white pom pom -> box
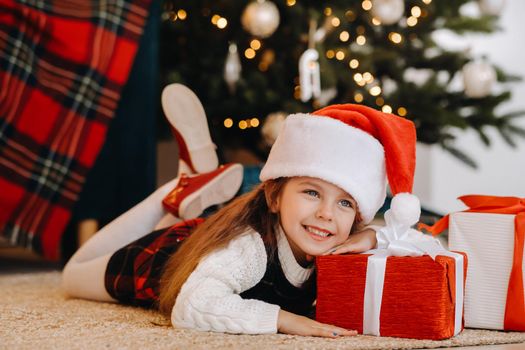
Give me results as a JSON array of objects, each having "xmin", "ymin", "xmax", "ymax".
[{"xmin": 390, "ymin": 193, "xmax": 421, "ymax": 227}]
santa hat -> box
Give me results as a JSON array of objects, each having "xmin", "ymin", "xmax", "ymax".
[{"xmin": 259, "ymin": 103, "xmax": 420, "ymax": 225}]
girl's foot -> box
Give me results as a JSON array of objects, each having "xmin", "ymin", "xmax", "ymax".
[
  {"xmin": 162, "ymin": 84, "xmax": 219, "ymax": 174},
  {"xmin": 162, "ymin": 163, "xmax": 244, "ymax": 219}
]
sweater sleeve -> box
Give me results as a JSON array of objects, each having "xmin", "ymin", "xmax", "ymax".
[{"xmin": 171, "ymin": 229, "xmax": 280, "ymax": 334}]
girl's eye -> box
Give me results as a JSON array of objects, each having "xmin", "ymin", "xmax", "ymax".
[
  {"xmin": 304, "ymin": 190, "xmax": 319, "ymax": 198},
  {"xmin": 339, "ymin": 199, "xmax": 353, "ymax": 208}
]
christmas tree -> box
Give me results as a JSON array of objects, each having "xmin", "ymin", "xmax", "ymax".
[{"xmin": 160, "ymin": 0, "xmax": 525, "ymax": 167}]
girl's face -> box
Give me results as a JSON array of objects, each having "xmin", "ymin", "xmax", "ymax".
[{"xmin": 273, "ymin": 177, "xmax": 357, "ymax": 264}]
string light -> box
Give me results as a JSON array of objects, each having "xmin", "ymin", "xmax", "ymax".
[
  {"xmin": 224, "ymin": 118, "xmax": 233, "ymax": 128},
  {"xmin": 339, "ymin": 31, "xmax": 350, "ymax": 42},
  {"xmin": 326, "ymin": 50, "xmax": 335, "ymax": 59},
  {"xmin": 324, "ymin": 7, "xmax": 332, "ymax": 16},
  {"xmin": 382, "ymin": 105, "xmax": 392, "ymax": 113},
  {"xmin": 389, "ymin": 32, "xmax": 402, "ymax": 44},
  {"xmin": 422, "ymin": 0, "xmax": 432, "ymax": 4},
  {"xmin": 239, "ymin": 120, "xmax": 248, "ymax": 129},
  {"xmin": 353, "ymin": 73, "xmax": 363, "ymax": 83},
  {"xmin": 169, "ymin": 12, "xmax": 178, "ymax": 21},
  {"xmin": 356, "ymin": 35, "xmax": 366, "ymax": 45},
  {"xmin": 369, "ymin": 86, "xmax": 382, "ymax": 96},
  {"xmin": 177, "ymin": 9, "xmax": 187, "ymax": 20},
  {"xmin": 286, "ymin": 0, "xmax": 296, "ymax": 6},
  {"xmin": 356, "ymin": 26, "xmax": 366, "ymax": 35},
  {"xmin": 331, "ymin": 17, "xmax": 341, "ymax": 27},
  {"xmin": 250, "ymin": 118, "xmax": 260, "ymax": 127},
  {"xmin": 362, "ymin": 0, "xmax": 372, "ymax": 11},
  {"xmin": 354, "ymin": 93, "xmax": 364, "ymax": 103},
  {"xmin": 250, "ymin": 39, "xmax": 261, "ymax": 50},
  {"xmin": 372, "ymin": 17, "xmax": 381, "ymax": 26},
  {"xmin": 411, "ymin": 6, "xmax": 422, "ymax": 17},
  {"xmin": 397, "ymin": 107, "xmax": 407, "ymax": 116},
  {"xmin": 211, "ymin": 15, "xmax": 220, "ymax": 25},
  {"xmin": 345, "ymin": 10, "xmax": 356, "ymax": 21},
  {"xmin": 217, "ymin": 17, "xmax": 228, "ymax": 29},
  {"xmin": 362, "ymin": 72, "xmax": 373, "ymax": 83},
  {"xmin": 375, "ymin": 97, "xmax": 385, "ymax": 106},
  {"xmin": 407, "ymin": 17, "xmax": 418, "ymax": 27},
  {"xmin": 245, "ymin": 48, "xmax": 256, "ymax": 59},
  {"xmin": 349, "ymin": 59, "xmax": 359, "ymax": 69},
  {"xmin": 294, "ymin": 85, "xmax": 301, "ymax": 99},
  {"xmin": 336, "ymin": 51, "xmax": 345, "ymax": 60}
]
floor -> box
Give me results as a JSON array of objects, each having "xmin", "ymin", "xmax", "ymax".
[{"xmin": 1, "ymin": 254, "xmax": 523, "ymax": 350}]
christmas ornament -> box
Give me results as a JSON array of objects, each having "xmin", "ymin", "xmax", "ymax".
[
  {"xmin": 380, "ymin": 77, "xmax": 397, "ymax": 97},
  {"xmin": 403, "ymin": 67, "xmax": 433, "ymax": 87},
  {"xmin": 370, "ymin": 0, "xmax": 405, "ymax": 25},
  {"xmin": 224, "ymin": 43, "xmax": 241, "ymax": 94},
  {"xmin": 241, "ymin": 0, "xmax": 280, "ymax": 38},
  {"xmin": 299, "ymin": 48, "xmax": 321, "ymax": 102},
  {"xmin": 261, "ymin": 111, "xmax": 286, "ymax": 146},
  {"xmin": 478, "ymin": 0, "xmax": 506, "ymax": 16},
  {"xmin": 462, "ymin": 60, "xmax": 496, "ymax": 98}
]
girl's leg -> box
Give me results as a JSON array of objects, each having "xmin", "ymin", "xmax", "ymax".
[
  {"xmin": 63, "ymin": 162, "xmax": 243, "ymax": 301},
  {"xmin": 62, "ymin": 175, "xmax": 181, "ymax": 301}
]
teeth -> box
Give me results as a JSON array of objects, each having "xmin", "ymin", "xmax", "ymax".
[{"xmin": 306, "ymin": 226, "xmax": 330, "ymax": 237}]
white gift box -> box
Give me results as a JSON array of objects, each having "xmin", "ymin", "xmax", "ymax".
[{"xmin": 448, "ymin": 212, "xmax": 525, "ymax": 330}]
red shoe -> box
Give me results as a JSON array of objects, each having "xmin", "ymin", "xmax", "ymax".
[
  {"xmin": 162, "ymin": 84, "xmax": 219, "ymax": 173},
  {"xmin": 162, "ymin": 163, "xmax": 243, "ymax": 219}
]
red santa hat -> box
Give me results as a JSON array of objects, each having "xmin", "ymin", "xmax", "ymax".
[{"xmin": 259, "ymin": 103, "xmax": 420, "ymax": 225}]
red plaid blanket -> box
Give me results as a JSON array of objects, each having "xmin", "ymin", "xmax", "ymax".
[{"xmin": 0, "ymin": 0, "xmax": 152, "ymax": 261}]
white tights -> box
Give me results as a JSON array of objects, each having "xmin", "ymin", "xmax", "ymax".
[{"xmin": 62, "ymin": 175, "xmax": 182, "ymax": 302}]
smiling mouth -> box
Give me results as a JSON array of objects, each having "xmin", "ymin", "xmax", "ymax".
[{"xmin": 304, "ymin": 225, "xmax": 333, "ymax": 238}]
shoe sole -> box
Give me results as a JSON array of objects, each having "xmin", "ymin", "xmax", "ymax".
[
  {"xmin": 162, "ymin": 84, "xmax": 219, "ymax": 173},
  {"xmin": 179, "ymin": 164, "xmax": 244, "ymax": 219}
]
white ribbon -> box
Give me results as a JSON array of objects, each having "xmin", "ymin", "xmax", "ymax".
[{"xmin": 362, "ymin": 210, "xmax": 464, "ymax": 337}]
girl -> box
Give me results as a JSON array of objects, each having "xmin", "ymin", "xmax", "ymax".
[{"xmin": 63, "ymin": 86, "xmax": 420, "ymax": 338}]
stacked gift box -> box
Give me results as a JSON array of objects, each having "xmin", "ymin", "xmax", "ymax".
[{"xmin": 446, "ymin": 196, "xmax": 525, "ymax": 331}]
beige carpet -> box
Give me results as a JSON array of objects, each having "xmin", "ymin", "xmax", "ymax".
[{"xmin": 2, "ymin": 271, "xmax": 525, "ymax": 350}]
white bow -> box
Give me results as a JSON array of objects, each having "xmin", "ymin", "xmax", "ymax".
[{"xmin": 362, "ymin": 209, "xmax": 464, "ymax": 337}]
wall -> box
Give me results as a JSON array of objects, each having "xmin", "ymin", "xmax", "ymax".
[{"xmin": 413, "ymin": 0, "xmax": 525, "ymax": 214}]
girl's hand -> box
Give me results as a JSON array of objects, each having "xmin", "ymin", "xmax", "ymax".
[
  {"xmin": 327, "ymin": 228, "xmax": 377, "ymax": 255},
  {"xmin": 277, "ymin": 309, "xmax": 357, "ymax": 338}
]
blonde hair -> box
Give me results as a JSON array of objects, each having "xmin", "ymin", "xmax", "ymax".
[{"xmin": 157, "ymin": 177, "xmax": 363, "ymax": 316}]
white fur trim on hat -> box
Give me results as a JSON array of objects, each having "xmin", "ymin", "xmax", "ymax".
[{"xmin": 260, "ymin": 113, "xmax": 387, "ymax": 224}]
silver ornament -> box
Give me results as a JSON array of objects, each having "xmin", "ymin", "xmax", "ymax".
[
  {"xmin": 462, "ymin": 60, "xmax": 496, "ymax": 98},
  {"xmin": 478, "ymin": 0, "xmax": 506, "ymax": 16},
  {"xmin": 241, "ymin": 0, "xmax": 280, "ymax": 38},
  {"xmin": 370, "ymin": 0, "xmax": 405, "ymax": 25},
  {"xmin": 224, "ymin": 43, "xmax": 242, "ymax": 94}
]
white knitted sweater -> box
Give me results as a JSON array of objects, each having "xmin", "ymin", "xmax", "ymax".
[{"xmin": 171, "ymin": 226, "xmax": 313, "ymax": 334}]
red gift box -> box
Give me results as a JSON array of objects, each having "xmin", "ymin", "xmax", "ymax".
[{"xmin": 316, "ymin": 253, "xmax": 467, "ymax": 340}]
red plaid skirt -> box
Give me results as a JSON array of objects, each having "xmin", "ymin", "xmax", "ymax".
[
  {"xmin": 0, "ymin": 0, "xmax": 152, "ymax": 261},
  {"xmin": 104, "ymin": 218, "xmax": 204, "ymax": 308}
]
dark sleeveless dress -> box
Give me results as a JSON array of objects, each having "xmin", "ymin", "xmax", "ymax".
[{"xmin": 104, "ymin": 219, "xmax": 316, "ymax": 317}]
